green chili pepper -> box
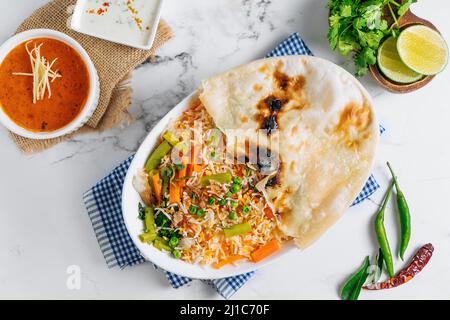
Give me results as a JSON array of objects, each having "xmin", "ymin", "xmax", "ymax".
[
  {"xmin": 340, "ymin": 256, "xmax": 370, "ymax": 300},
  {"xmin": 375, "ymin": 181, "xmax": 395, "ymax": 278},
  {"xmin": 387, "ymin": 162, "xmax": 411, "ymax": 261},
  {"xmin": 200, "ymin": 172, "xmax": 232, "ymax": 187},
  {"xmin": 145, "ymin": 141, "xmax": 172, "ymax": 172},
  {"xmin": 375, "ymin": 248, "xmax": 384, "ymax": 283},
  {"xmin": 223, "ymin": 222, "xmax": 251, "ymax": 238}
]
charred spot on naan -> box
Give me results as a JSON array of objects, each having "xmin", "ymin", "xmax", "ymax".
[
  {"xmin": 273, "ymin": 69, "xmax": 306, "ymax": 93},
  {"xmin": 334, "ymin": 100, "xmax": 373, "ymax": 149},
  {"xmin": 254, "ymin": 66, "xmax": 308, "ymax": 135}
]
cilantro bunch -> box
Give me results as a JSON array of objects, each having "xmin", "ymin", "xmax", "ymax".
[{"xmin": 328, "ymin": 0, "xmax": 418, "ymax": 76}]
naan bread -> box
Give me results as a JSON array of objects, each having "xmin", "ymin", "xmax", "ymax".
[{"xmin": 200, "ymin": 56, "xmax": 379, "ymax": 248}]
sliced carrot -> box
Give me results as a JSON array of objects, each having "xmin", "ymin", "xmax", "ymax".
[
  {"xmin": 214, "ymin": 255, "xmax": 246, "ymax": 270},
  {"xmin": 186, "ymin": 161, "xmax": 204, "ymax": 177},
  {"xmin": 169, "ymin": 182, "xmax": 181, "ymax": 204},
  {"xmin": 251, "ymin": 239, "xmax": 281, "ymax": 263},
  {"xmin": 193, "ymin": 164, "xmax": 204, "ymax": 173},
  {"xmin": 177, "ymin": 160, "xmax": 187, "ymax": 187},
  {"xmin": 151, "ymin": 172, "xmax": 162, "ymax": 206},
  {"xmin": 264, "ymin": 207, "xmax": 276, "ymax": 220},
  {"xmin": 186, "ymin": 143, "xmax": 195, "ymax": 177}
]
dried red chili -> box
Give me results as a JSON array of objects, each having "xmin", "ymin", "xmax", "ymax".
[{"xmin": 363, "ymin": 243, "xmax": 434, "ymax": 290}]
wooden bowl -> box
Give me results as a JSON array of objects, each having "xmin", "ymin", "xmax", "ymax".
[{"xmin": 369, "ymin": 10, "xmax": 441, "ymax": 93}]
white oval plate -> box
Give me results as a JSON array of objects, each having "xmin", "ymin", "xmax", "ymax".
[{"xmin": 122, "ymin": 91, "xmax": 296, "ymax": 280}]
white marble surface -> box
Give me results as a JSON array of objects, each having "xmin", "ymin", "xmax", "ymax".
[{"xmin": 1, "ymin": 0, "xmax": 449, "ymax": 300}]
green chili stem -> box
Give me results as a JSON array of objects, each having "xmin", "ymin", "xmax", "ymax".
[
  {"xmin": 380, "ymin": 180, "xmax": 394, "ymax": 212},
  {"xmin": 386, "ymin": 162, "xmax": 399, "ymax": 189},
  {"xmin": 389, "ymin": 0, "xmax": 401, "ymax": 7},
  {"xmin": 387, "ymin": 2, "xmax": 399, "ymax": 29}
]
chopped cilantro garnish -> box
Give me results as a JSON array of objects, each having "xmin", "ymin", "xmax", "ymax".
[{"xmin": 327, "ymin": 0, "xmax": 418, "ymax": 76}]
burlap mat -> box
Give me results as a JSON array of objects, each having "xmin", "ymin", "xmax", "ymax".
[{"xmin": 9, "ymin": 0, "xmax": 172, "ymax": 153}]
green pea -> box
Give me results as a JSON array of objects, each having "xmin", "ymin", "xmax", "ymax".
[
  {"xmin": 208, "ymin": 197, "xmax": 215, "ymax": 205},
  {"xmin": 230, "ymin": 201, "xmax": 238, "ymax": 209},
  {"xmin": 225, "ymin": 191, "xmax": 233, "ymax": 198},
  {"xmin": 218, "ymin": 199, "xmax": 227, "ymax": 206},
  {"xmin": 169, "ymin": 237, "xmax": 179, "ymax": 248},
  {"xmin": 172, "ymin": 250, "xmax": 182, "ymax": 259},
  {"xmin": 242, "ymin": 205, "xmax": 250, "ymax": 215},
  {"xmin": 189, "ymin": 205, "xmax": 198, "ymax": 214},
  {"xmin": 232, "ymin": 176, "xmax": 242, "ymax": 185},
  {"xmin": 228, "ymin": 211, "xmax": 237, "ymax": 221},
  {"xmin": 230, "ymin": 184, "xmax": 241, "ymax": 194},
  {"xmin": 197, "ymin": 209, "xmax": 206, "ymax": 218}
]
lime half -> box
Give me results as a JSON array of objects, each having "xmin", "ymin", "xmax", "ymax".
[
  {"xmin": 377, "ymin": 36, "xmax": 423, "ymax": 84},
  {"xmin": 397, "ymin": 25, "xmax": 449, "ymax": 76}
]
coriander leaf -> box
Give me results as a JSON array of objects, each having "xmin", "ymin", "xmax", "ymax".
[
  {"xmin": 138, "ymin": 203, "xmax": 146, "ymax": 220},
  {"xmin": 379, "ymin": 19, "xmax": 388, "ymax": 31},
  {"xmin": 329, "ymin": 13, "xmax": 341, "ymax": 27},
  {"xmin": 355, "ymin": 47, "xmax": 376, "ymax": 77},
  {"xmin": 155, "ymin": 211, "xmax": 171, "ymax": 228},
  {"xmin": 340, "ymin": 4, "xmax": 352, "ymax": 18},
  {"xmin": 328, "ymin": 21, "xmax": 340, "ymax": 50},
  {"xmin": 363, "ymin": 4, "xmax": 383, "ymax": 30},
  {"xmin": 358, "ymin": 29, "xmax": 384, "ymax": 49},
  {"xmin": 338, "ymin": 34, "xmax": 360, "ymax": 56},
  {"xmin": 353, "ymin": 17, "xmax": 366, "ymax": 30},
  {"xmin": 398, "ymin": 0, "xmax": 417, "ymax": 17},
  {"xmin": 327, "ymin": 0, "xmax": 341, "ymax": 12}
]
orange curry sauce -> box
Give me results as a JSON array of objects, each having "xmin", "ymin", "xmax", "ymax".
[{"xmin": 0, "ymin": 38, "xmax": 90, "ymax": 132}]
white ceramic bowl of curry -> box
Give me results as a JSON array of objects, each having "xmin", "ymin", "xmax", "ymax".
[{"xmin": 0, "ymin": 29, "xmax": 99, "ymax": 140}]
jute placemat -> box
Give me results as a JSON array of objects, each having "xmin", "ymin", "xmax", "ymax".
[{"xmin": 9, "ymin": 0, "xmax": 172, "ymax": 153}]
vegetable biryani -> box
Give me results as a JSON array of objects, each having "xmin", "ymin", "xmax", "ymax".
[{"xmin": 133, "ymin": 99, "xmax": 287, "ymax": 268}]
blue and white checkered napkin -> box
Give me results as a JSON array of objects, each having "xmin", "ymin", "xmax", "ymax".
[{"xmin": 83, "ymin": 33, "xmax": 383, "ymax": 299}]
